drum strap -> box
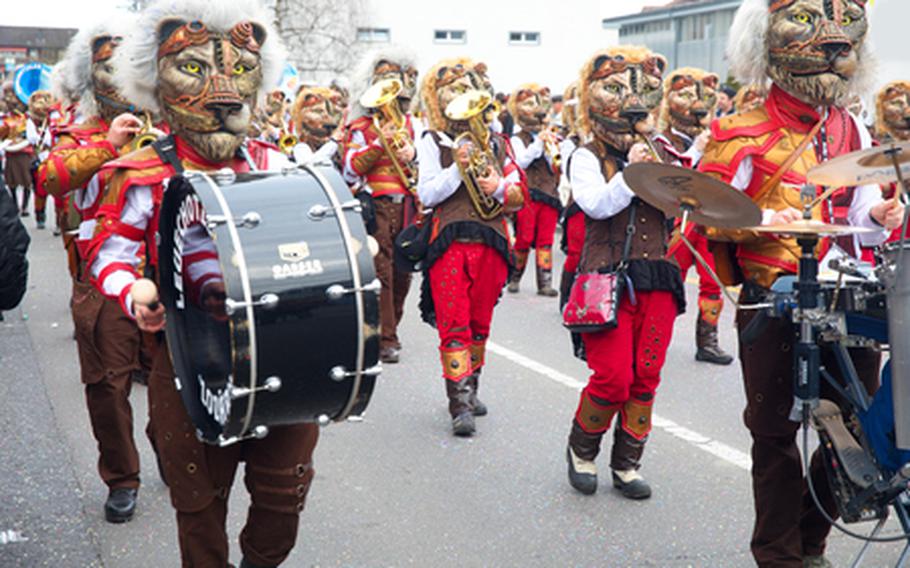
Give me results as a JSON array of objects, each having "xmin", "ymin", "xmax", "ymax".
[{"xmin": 152, "ymin": 135, "xmax": 184, "ymax": 176}]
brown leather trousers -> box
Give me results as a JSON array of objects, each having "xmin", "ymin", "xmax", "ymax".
[{"xmin": 372, "ymin": 197, "xmax": 412, "ymax": 350}]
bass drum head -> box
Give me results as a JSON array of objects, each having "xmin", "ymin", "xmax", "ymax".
[{"xmin": 158, "ymin": 176, "xmax": 235, "ymax": 443}]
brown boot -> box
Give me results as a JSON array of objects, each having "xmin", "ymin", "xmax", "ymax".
[
  {"xmin": 610, "ymin": 427, "xmax": 651, "ymax": 499},
  {"xmin": 567, "ymin": 421, "xmax": 603, "ymax": 494},
  {"xmin": 445, "ymin": 377, "xmax": 475, "ymax": 436},
  {"xmin": 468, "ymin": 372, "xmax": 487, "ymax": 416},
  {"xmin": 536, "ymin": 266, "xmax": 558, "ymax": 297},
  {"xmin": 695, "ymin": 318, "xmax": 733, "ymax": 365},
  {"xmin": 508, "ymin": 250, "xmax": 529, "ymax": 293}
]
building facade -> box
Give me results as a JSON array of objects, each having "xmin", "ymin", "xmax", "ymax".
[
  {"xmin": 602, "ymin": 0, "xmax": 742, "ymax": 80},
  {"xmin": 0, "ymin": 26, "xmax": 77, "ymax": 78}
]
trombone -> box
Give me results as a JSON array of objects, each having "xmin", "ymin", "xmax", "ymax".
[
  {"xmin": 359, "ymin": 78, "xmax": 416, "ymax": 191},
  {"xmin": 122, "ymin": 112, "xmax": 167, "ymax": 153},
  {"xmin": 445, "ymin": 89, "xmax": 503, "ymax": 220}
]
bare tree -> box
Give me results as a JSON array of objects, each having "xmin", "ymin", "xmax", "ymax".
[{"xmin": 272, "ymin": 0, "xmax": 369, "ymax": 85}]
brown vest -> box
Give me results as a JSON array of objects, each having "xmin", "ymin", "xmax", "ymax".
[
  {"xmin": 428, "ymin": 131, "xmax": 509, "ymax": 245},
  {"xmin": 517, "ymin": 130, "xmax": 559, "ymax": 200},
  {"xmin": 578, "ymin": 141, "xmax": 669, "ymax": 273}
]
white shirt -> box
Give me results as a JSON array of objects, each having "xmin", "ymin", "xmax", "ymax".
[
  {"xmin": 292, "ymin": 139, "xmax": 337, "ymax": 166},
  {"xmin": 510, "ymin": 132, "xmax": 547, "ymax": 169},
  {"xmin": 568, "ymin": 147, "xmax": 634, "ymax": 220}
]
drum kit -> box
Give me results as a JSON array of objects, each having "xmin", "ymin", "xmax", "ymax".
[
  {"xmin": 155, "ymin": 164, "xmax": 381, "ymax": 447},
  {"xmin": 624, "ymin": 140, "xmax": 910, "ymax": 563}
]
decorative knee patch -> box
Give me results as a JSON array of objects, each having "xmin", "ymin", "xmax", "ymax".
[
  {"xmin": 440, "ymin": 345, "xmax": 472, "ymax": 381},
  {"xmin": 698, "ymin": 296, "xmax": 723, "ymax": 326},
  {"xmin": 536, "ymin": 247, "xmax": 553, "ymax": 270},
  {"xmin": 620, "ymin": 398, "xmax": 653, "ymax": 440},
  {"xmin": 575, "ymin": 391, "xmax": 620, "ymax": 434},
  {"xmin": 469, "ymin": 337, "xmax": 486, "ymax": 370},
  {"xmin": 246, "ymin": 461, "xmax": 314, "ymax": 516},
  {"xmin": 513, "ymin": 249, "xmax": 529, "ymax": 271}
]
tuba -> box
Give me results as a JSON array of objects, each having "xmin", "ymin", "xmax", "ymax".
[
  {"xmin": 359, "ymin": 78, "xmax": 416, "ymax": 191},
  {"xmin": 123, "ymin": 112, "xmax": 167, "ymax": 153},
  {"xmin": 444, "ymin": 89, "xmax": 503, "ymax": 220}
]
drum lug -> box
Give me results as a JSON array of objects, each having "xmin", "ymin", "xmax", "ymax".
[
  {"xmin": 307, "ymin": 199, "xmax": 362, "ymax": 220},
  {"xmin": 329, "ymin": 364, "xmax": 383, "ymax": 382},
  {"xmin": 230, "ymin": 376, "xmax": 282, "ymax": 399},
  {"xmin": 207, "ymin": 211, "xmax": 261, "ymax": 230},
  {"xmin": 325, "ymin": 278, "xmax": 381, "ymax": 301},
  {"xmin": 224, "ymin": 293, "xmax": 279, "ymax": 316},
  {"xmin": 215, "ymin": 425, "xmax": 269, "ymax": 447}
]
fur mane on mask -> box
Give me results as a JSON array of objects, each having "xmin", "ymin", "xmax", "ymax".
[
  {"xmin": 657, "ymin": 66, "xmax": 717, "ymax": 132},
  {"xmin": 507, "ymin": 82, "xmax": 545, "ymax": 122},
  {"xmin": 577, "ymin": 45, "xmax": 663, "ymax": 136},
  {"xmin": 419, "ymin": 58, "xmax": 466, "ymax": 132},
  {"xmin": 876, "ymin": 80, "xmax": 910, "ymax": 137},
  {"xmin": 54, "ymin": 13, "xmax": 137, "ymax": 118},
  {"xmin": 727, "ymin": 0, "xmax": 876, "ymax": 105},
  {"xmin": 347, "ymin": 44, "xmax": 417, "ymax": 122},
  {"xmin": 113, "ymin": 0, "xmax": 286, "ymax": 117}
]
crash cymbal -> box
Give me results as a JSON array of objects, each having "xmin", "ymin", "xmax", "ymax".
[
  {"xmin": 748, "ymin": 219, "xmax": 876, "ymax": 237},
  {"xmin": 623, "ymin": 163, "xmax": 762, "ymax": 229},
  {"xmin": 807, "ymin": 141, "xmax": 910, "ymax": 187}
]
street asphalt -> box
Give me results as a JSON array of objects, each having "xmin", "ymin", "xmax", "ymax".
[{"xmin": 2, "ymin": 213, "xmax": 910, "ymax": 567}]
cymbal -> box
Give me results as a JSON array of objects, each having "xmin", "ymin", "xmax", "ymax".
[
  {"xmin": 748, "ymin": 219, "xmax": 876, "ymax": 237},
  {"xmin": 807, "ymin": 141, "xmax": 910, "ymax": 187},
  {"xmin": 623, "ymin": 163, "xmax": 762, "ymax": 229}
]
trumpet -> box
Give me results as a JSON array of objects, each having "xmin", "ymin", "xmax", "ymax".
[
  {"xmin": 359, "ymin": 78, "xmax": 416, "ymax": 191},
  {"xmin": 445, "ymin": 89, "xmax": 503, "ymax": 220},
  {"xmin": 278, "ymin": 131, "xmax": 298, "ymax": 156},
  {"xmin": 124, "ymin": 112, "xmax": 166, "ymax": 153}
]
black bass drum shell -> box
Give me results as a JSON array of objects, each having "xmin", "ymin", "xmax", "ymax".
[{"xmin": 158, "ymin": 167, "xmax": 380, "ymax": 443}]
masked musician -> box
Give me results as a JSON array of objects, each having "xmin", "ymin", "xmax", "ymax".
[
  {"xmin": 702, "ymin": 1, "xmax": 901, "ymax": 564},
  {"xmin": 564, "ymin": 46, "xmax": 686, "ymax": 500},
  {"xmin": 875, "ymin": 81, "xmax": 910, "ymax": 143},
  {"xmin": 1, "ymin": 81, "xmax": 34, "ymax": 216},
  {"xmin": 87, "ymin": 2, "xmax": 318, "ymax": 564},
  {"xmin": 734, "ymin": 82, "xmax": 770, "ymax": 115},
  {"xmin": 290, "ymin": 85, "xmax": 343, "ymax": 166},
  {"xmin": 416, "ymin": 58, "xmax": 525, "ymax": 437},
  {"xmin": 508, "ymin": 83, "xmax": 561, "ymax": 296},
  {"xmin": 23, "ymin": 90, "xmax": 57, "ymax": 230},
  {"xmin": 651, "ymin": 67, "xmax": 734, "ymax": 366},
  {"xmin": 343, "ymin": 46, "xmax": 419, "ymax": 364}
]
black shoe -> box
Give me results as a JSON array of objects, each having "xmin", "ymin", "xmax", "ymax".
[
  {"xmin": 240, "ymin": 557, "xmax": 275, "ymax": 568},
  {"xmin": 611, "ymin": 469, "xmax": 651, "ymax": 500},
  {"xmin": 695, "ymin": 346, "xmax": 734, "ymax": 365},
  {"xmin": 20, "ymin": 210, "xmax": 29, "ymax": 217},
  {"xmin": 52, "ymin": 226, "xmax": 62, "ymax": 236},
  {"xmin": 380, "ymin": 346, "xmax": 399, "ymax": 364},
  {"xmin": 452, "ymin": 411, "xmax": 475, "ymax": 437},
  {"xmin": 567, "ymin": 446, "xmax": 597, "ymax": 495},
  {"xmin": 104, "ymin": 488, "xmax": 137, "ymax": 523}
]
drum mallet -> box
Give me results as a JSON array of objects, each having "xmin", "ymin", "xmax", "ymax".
[{"xmin": 132, "ymin": 278, "xmax": 160, "ymax": 311}]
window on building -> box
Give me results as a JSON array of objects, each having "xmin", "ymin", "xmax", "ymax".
[
  {"xmin": 356, "ymin": 27, "xmax": 390, "ymax": 43},
  {"xmin": 509, "ymin": 31, "xmax": 540, "ymax": 46},
  {"xmin": 434, "ymin": 29, "xmax": 466, "ymax": 44}
]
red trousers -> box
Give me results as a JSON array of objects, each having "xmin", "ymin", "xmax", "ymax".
[
  {"xmin": 562, "ymin": 210, "xmax": 586, "ymax": 274},
  {"xmin": 669, "ymin": 228, "xmax": 722, "ymax": 321},
  {"xmin": 429, "ymin": 242, "xmax": 508, "ymax": 380},
  {"xmin": 514, "ymin": 200, "xmax": 559, "ymax": 254},
  {"xmin": 579, "ymin": 291, "xmax": 677, "ymax": 424}
]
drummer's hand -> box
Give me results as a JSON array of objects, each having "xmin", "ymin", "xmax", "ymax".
[
  {"xmin": 768, "ymin": 207, "xmax": 803, "ymax": 226},
  {"xmin": 200, "ymin": 280, "xmax": 229, "ymax": 322},
  {"xmin": 871, "ymin": 199, "xmax": 905, "ymax": 231},
  {"xmin": 693, "ymin": 130, "xmax": 711, "ymax": 154},
  {"xmin": 628, "ymin": 143, "xmax": 654, "ymax": 164},
  {"xmin": 107, "ymin": 113, "xmax": 143, "ymax": 148},
  {"xmin": 134, "ymin": 301, "xmax": 166, "ymax": 333}
]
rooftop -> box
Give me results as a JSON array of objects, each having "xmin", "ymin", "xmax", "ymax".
[
  {"xmin": 0, "ymin": 26, "xmax": 77, "ymax": 50},
  {"xmin": 603, "ymin": 0, "xmax": 742, "ymax": 26}
]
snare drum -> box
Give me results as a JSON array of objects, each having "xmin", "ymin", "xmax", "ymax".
[{"xmin": 157, "ymin": 166, "xmax": 380, "ymax": 446}]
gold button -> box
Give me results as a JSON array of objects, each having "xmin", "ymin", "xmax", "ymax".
[
  {"xmin": 186, "ymin": 462, "xmax": 197, "ymax": 474},
  {"xmin": 642, "ymin": 252, "xmax": 649, "ymax": 258},
  {"xmin": 640, "ymin": 217, "xmax": 646, "ymax": 223},
  {"xmin": 641, "ymin": 234, "xmax": 648, "ymax": 241}
]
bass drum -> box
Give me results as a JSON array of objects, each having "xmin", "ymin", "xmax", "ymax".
[{"xmin": 158, "ymin": 166, "xmax": 380, "ymax": 446}]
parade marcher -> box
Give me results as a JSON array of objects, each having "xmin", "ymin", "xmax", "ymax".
[
  {"xmin": 715, "ymin": 84, "xmax": 737, "ymax": 117},
  {"xmin": 653, "ymin": 67, "xmax": 734, "ymax": 365},
  {"xmin": 290, "ymin": 85, "xmax": 343, "ymax": 166},
  {"xmin": 507, "ymin": 83, "xmax": 561, "ymax": 296},
  {"xmin": 416, "ymin": 58, "xmax": 525, "ymax": 437},
  {"xmin": 38, "ymin": 14, "xmax": 155, "ymax": 524},
  {"xmin": 874, "ymin": 80, "xmax": 910, "ymax": 143},
  {"xmin": 734, "ymin": 83, "xmax": 770, "ymax": 115},
  {"xmin": 0, "ymin": 81, "xmax": 35, "ymax": 216},
  {"xmin": 26, "ymin": 90, "xmax": 56, "ymax": 230},
  {"xmin": 564, "ymin": 46, "xmax": 686, "ymax": 500},
  {"xmin": 88, "ymin": 1, "xmax": 319, "ymax": 564},
  {"xmin": 343, "ymin": 46, "xmax": 419, "ymax": 364},
  {"xmin": 702, "ymin": 1, "xmax": 902, "ymax": 565}
]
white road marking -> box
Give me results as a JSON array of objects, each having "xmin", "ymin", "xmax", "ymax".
[
  {"xmin": 0, "ymin": 529, "xmax": 29, "ymax": 545},
  {"xmin": 487, "ymin": 341, "xmax": 752, "ymax": 472}
]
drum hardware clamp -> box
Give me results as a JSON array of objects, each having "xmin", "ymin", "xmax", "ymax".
[
  {"xmin": 224, "ymin": 292, "xmax": 279, "ymax": 315},
  {"xmin": 214, "ymin": 425, "xmax": 270, "ymax": 447},
  {"xmin": 325, "ymin": 278, "xmax": 382, "ymax": 301},
  {"xmin": 209, "ymin": 168, "xmax": 237, "ymax": 186},
  {"xmin": 206, "ymin": 211, "xmax": 262, "ymax": 230},
  {"xmin": 229, "ymin": 376, "xmax": 282, "ymax": 399},
  {"xmin": 307, "ymin": 199, "xmax": 363, "ymax": 221},
  {"xmin": 328, "ymin": 364, "xmax": 383, "ymax": 382}
]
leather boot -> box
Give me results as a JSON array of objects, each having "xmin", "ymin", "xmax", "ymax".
[
  {"xmin": 508, "ymin": 250, "xmax": 529, "ymax": 293},
  {"xmin": 695, "ymin": 318, "xmax": 733, "ymax": 365},
  {"xmin": 468, "ymin": 372, "xmax": 487, "ymax": 416},
  {"xmin": 445, "ymin": 377, "xmax": 475, "ymax": 436},
  {"xmin": 35, "ymin": 209, "xmax": 46, "ymax": 230},
  {"xmin": 566, "ymin": 420, "xmax": 603, "ymax": 494},
  {"xmin": 104, "ymin": 487, "xmax": 138, "ymax": 523},
  {"xmin": 610, "ymin": 427, "xmax": 651, "ymax": 499},
  {"xmin": 536, "ymin": 266, "xmax": 558, "ymax": 297}
]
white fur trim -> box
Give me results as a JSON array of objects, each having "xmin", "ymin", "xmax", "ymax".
[
  {"xmin": 347, "ymin": 44, "xmax": 417, "ymax": 122},
  {"xmin": 113, "ymin": 0, "xmax": 287, "ymax": 117}
]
